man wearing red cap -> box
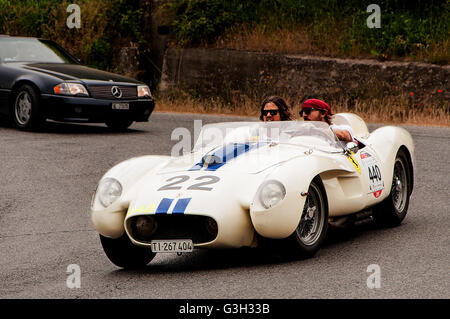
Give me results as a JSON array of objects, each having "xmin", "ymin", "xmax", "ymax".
[{"xmin": 300, "ymin": 98, "xmax": 355, "ymax": 143}]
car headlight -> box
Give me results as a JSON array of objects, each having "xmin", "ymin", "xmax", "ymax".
[
  {"xmin": 54, "ymin": 82, "xmax": 89, "ymax": 96},
  {"xmin": 96, "ymin": 177, "xmax": 122, "ymax": 208},
  {"xmin": 137, "ymin": 85, "xmax": 152, "ymax": 98},
  {"xmin": 258, "ymin": 180, "xmax": 286, "ymax": 209}
]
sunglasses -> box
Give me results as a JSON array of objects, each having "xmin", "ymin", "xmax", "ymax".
[
  {"xmin": 299, "ymin": 108, "xmax": 322, "ymax": 116},
  {"xmin": 262, "ymin": 109, "xmax": 279, "ymax": 116}
]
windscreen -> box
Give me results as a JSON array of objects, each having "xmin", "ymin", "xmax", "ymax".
[
  {"xmin": 193, "ymin": 121, "xmax": 342, "ymax": 153},
  {"xmin": 0, "ymin": 38, "xmax": 78, "ymax": 64}
]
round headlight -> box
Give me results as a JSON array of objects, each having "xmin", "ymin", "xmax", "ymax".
[
  {"xmin": 97, "ymin": 177, "xmax": 122, "ymax": 208},
  {"xmin": 259, "ymin": 180, "xmax": 286, "ymax": 209}
]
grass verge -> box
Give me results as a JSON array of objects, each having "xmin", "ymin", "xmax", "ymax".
[{"xmin": 155, "ymin": 92, "xmax": 450, "ymax": 127}]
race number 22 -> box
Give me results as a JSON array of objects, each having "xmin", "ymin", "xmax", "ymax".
[{"xmin": 158, "ymin": 175, "xmax": 220, "ymax": 191}]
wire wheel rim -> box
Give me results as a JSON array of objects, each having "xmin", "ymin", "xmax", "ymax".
[
  {"xmin": 296, "ymin": 183, "xmax": 325, "ymax": 246},
  {"xmin": 15, "ymin": 91, "xmax": 32, "ymax": 125},
  {"xmin": 392, "ymin": 158, "xmax": 407, "ymax": 213}
]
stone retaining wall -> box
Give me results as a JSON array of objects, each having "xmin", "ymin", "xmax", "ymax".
[{"xmin": 160, "ymin": 47, "xmax": 449, "ymax": 103}]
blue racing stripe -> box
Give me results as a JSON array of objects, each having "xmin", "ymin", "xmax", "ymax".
[
  {"xmin": 172, "ymin": 198, "xmax": 192, "ymax": 214},
  {"xmin": 189, "ymin": 142, "xmax": 266, "ymax": 171},
  {"xmin": 155, "ymin": 198, "xmax": 174, "ymax": 214}
]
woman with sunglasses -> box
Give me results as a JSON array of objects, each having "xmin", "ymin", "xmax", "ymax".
[
  {"xmin": 260, "ymin": 96, "xmax": 294, "ymax": 122},
  {"xmin": 300, "ymin": 98, "xmax": 355, "ymax": 143}
]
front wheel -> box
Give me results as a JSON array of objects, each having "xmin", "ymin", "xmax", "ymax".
[
  {"xmin": 288, "ymin": 177, "xmax": 329, "ymax": 257},
  {"xmin": 11, "ymin": 84, "xmax": 45, "ymax": 130},
  {"xmin": 100, "ymin": 233, "xmax": 155, "ymax": 269},
  {"xmin": 372, "ymin": 149, "xmax": 412, "ymax": 227}
]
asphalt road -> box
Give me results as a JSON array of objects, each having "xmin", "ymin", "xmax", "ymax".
[{"xmin": 0, "ymin": 112, "xmax": 449, "ymax": 299}]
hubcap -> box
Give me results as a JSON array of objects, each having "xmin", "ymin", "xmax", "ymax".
[
  {"xmin": 392, "ymin": 158, "xmax": 407, "ymax": 213},
  {"xmin": 15, "ymin": 91, "xmax": 32, "ymax": 125},
  {"xmin": 296, "ymin": 183, "xmax": 324, "ymax": 246}
]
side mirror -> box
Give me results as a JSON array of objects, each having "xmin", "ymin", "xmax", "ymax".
[
  {"xmin": 202, "ymin": 154, "xmax": 222, "ymax": 165},
  {"xmin": 345, "ymin": 142, "xmax": 358, "ymax": 154}
]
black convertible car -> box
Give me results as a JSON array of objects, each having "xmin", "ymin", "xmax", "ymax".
[{"xmin": 0, "ymin": 36, "xmax": 154, "ymax": 130}]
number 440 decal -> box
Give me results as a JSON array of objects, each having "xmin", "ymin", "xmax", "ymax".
[
  {"xmin": 368, "ymin": 165, "xmax": 382, "ymax": 182},
  {"xmin": 158, "ymin": 175, "xmax": 220, "ymax": 191},
  {"xmin": 367, "ymin": 164, "xmax": 384, "ymax": 198}
]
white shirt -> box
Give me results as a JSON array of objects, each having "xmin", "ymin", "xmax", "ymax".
[{"xmin": 330, "ymin": 124, "xmax": 356, "ymax": 144}]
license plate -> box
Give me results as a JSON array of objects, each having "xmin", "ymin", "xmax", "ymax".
[
  {"xmin": 150, "ymin": 239, "xmax": 193, "ymax": 253},
  {"xmin": 112, "ymin": 103, "xmax": 129, "ymax": 110}
]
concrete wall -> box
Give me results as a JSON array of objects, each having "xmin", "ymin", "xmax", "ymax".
[{"xmin": 160, "ymin": 47, "xmax": 449, "ymax": 103}]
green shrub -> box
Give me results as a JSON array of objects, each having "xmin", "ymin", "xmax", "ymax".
[
  {"xmin": 165, "ymin": 0, "xmax": 243, "ymax": 45},
  {"xmin": 87, "ymin": 39, "xmax": 112, "ymax": 70},
  {"xmin": 0, "ymin": 0, "xmax": 148, "ymax": 71},
  {"xmin": 165, "ymin": 0, "xmax": 449, "ymax": 63}
]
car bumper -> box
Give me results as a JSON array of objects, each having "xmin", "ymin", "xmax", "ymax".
[{"xmin": 40, "ymin": 94, "xmax": 155, "ymax": 123}]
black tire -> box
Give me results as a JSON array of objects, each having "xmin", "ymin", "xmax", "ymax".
[
  {"xmin": 99, "ymin": 233, "xmax": 156, "ymax": 269},
  {"xmin": 11, "ymin": 84, "xmax": 45, "ymax": 131},
  {"xmin": 372, "ymin": 149, "xmax": 412, "ymax": 227},
  {"xmin": 288, "ymin": 176, "xmax": 329, "ymax": 257},
  {"xmin": 105, "ymin": 119, "xmax": 133, "ymax": 131}
]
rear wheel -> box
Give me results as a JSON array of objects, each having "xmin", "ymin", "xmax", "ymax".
[
  {"xmin": 11, "ymin": 84, "xmax": 45, "ymax": 130},
  {"xmin": 100, "ymin": 233, "xmax": 155, "ymax": 269},
  {"xmin": 288, "ymin": 177, "xmax": 329, "ymax": 257},
  {"xmin": 372, "ymin": 149, "xmax": 411, "ymax": 227}
]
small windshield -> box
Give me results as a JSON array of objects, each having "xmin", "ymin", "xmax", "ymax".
[
  {"xmin": 193, "ymin": 121, "xmax": 342, "ymax": 153},
  {"xmin": 0, "ymin": 38, "xmax": 78, "ymax": 64}
]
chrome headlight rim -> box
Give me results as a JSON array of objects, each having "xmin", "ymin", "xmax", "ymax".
[
  {"xmin": 137, "ymin": 85, "xmax": 152, "ymax": 98},
  {"xmin": 258, "ymin": 179, "xmax": 286, "ymax": 209},
  {"xmin": 53, "ymin": 82, "xmax": 89, "ymax": 97},
  {"xmin": 96, "ymin": 177, "xmax": 123, "ymax": 208}
]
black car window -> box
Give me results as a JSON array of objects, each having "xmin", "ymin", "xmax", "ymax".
[{"xmin": 0, "ymin": 38, "xmax": 79, "ymax": 64}]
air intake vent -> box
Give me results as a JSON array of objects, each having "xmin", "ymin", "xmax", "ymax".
[{"xmin": 127, "ymin": 214, "xmax": 218, "ymax": 245}]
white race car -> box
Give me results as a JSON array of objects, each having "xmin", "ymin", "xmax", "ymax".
[{"xmin": 90, "ymin": 113, "xmax": 414, "ymax": 268}]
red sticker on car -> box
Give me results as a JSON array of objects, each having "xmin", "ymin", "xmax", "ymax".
[
  {"xmin": 360, "ymin": 152, "xmax": 371, "ymax": 159},
  {"xmin": 373, "ymin": 190, "xmax": 382, "ymax": 198}
]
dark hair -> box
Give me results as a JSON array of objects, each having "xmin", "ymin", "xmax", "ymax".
[
  {"xmin": 260, "ymin": 96, "xmax": 294, "ymax": 121},
  {"xmin": 325, "ymin": 113, "xmax": 334, "ymax": 125}
]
